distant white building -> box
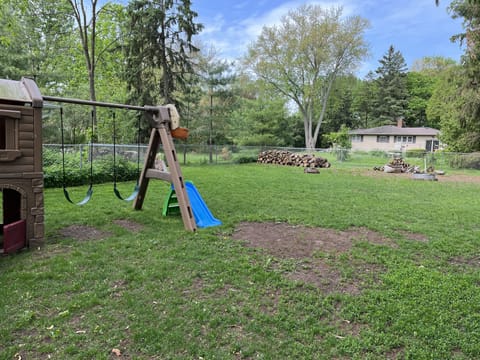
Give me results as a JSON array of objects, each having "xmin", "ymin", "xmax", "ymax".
[{"xmin": 349, "ymin": 120, "xmax": 440, "ymax": 152}]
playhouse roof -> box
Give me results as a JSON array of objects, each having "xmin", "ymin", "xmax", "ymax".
[{"xmin": 0, "ymin": 78, "xmax": 43, "ymax": 107}]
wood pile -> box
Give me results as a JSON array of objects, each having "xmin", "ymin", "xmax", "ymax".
[
  {"xmin": 257, "ymin": 150, "xmax": 331, "ymax": 168},
  {"xmin": 373, "ymin": 158, "xmax": 414, "ymax": 173}
]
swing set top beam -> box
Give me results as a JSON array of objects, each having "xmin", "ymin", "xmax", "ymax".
[
  {"xmin": 43, "ymin": 96, "xmax": 172, "ymax": 129},
  {"xmin": 43, "ymin": 95, "xmax": 156, "ymax": 112}
]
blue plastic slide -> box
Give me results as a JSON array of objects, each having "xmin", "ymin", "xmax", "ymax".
[{"xmin": 185, "ymin": 181, "xmax": 222, "ymax": 228}]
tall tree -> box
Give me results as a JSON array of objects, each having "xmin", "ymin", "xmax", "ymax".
[
  {"xmin": 410, "ymin": 56, "xmax": 457, "ymax": 75},
  {"xmin": 405, "ymin": 71, "xmax": 437, "ymax": 127},
  {"xmin": 323, "ymin": 75, "xmax": 360, "ymax": 135},
  {"xmin": 196, "ymin": 52, "xmax": 236, "ymax": 161},
  {"xmin": 0, "ymin": 0, "xmax": 73, "ymax": 82},
  {"xmin": 125, "ymin": 0, "xmax": 203, "ymax": 108},
  {"xmin": 66, "ymin": 0, "xmax": 102, "ymax": 125},
  {"xmin": 446, "ymin": 0, "xmax": 480, "ymax": 151},
  {"xmin": 243, "ymin": 5, "xmax": 369, "ymax": 150},
  {"xmin": 373, "ymin": 45, "xmax": 408, "ymax": 125},
  {"xmin": 351, "ymin": 71, "xmax": 378, "ymax": 128},
  {"xmin": 426, "ymin": 65, "xmax": 468, "ymax": 150}
]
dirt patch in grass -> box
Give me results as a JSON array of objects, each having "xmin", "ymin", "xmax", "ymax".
[
  {"xmin": 59, "ymin": 225, "xmax": 112, "ymax": 241},
  {"xmin": 448, "ymin": 255, "xmax": 480, "ymax": 268},
  {"xmin": 357, "ymin": 169, "xmax": 480, "ymax": 183},
  {"xmin": 233, "ymin": 222, "xmax": 394, "ymax": 259},
  {"xmin": 232, "ymin": 222, "xmax": 394, "ymax": 295},
  {"xmin": 113, "ymin": 219, "xmax": 144, "ymax": 233},
  {"xmin": 397, "ymin": 230, "xmax": 429, "ymax": 242}
]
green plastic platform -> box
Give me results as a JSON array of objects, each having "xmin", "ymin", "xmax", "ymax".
[{"xmin": 162, "ymin": 187, "xmax": 180, "ymax": 216}]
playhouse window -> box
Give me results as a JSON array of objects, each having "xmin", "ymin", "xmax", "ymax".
[
  {"xmin": 0, "ymin": 118, "xmax": 5, "ymax": 149},
  {"xmin": 0, "ymin": 110, "xmax": 21, "ymax": 161},
  {"xmin": 0, "ymin": 116, "xmax": 18, "ymax": 150}
]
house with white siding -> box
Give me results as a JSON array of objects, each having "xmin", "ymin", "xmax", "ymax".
[{"xmin": 349, "ymin": 120, "xmax": 440, "ymax": 153}]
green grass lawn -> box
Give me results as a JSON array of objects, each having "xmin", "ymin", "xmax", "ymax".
[{"xmin": 1, "ymin": 164, "xmax": 480, "ymax": 359}]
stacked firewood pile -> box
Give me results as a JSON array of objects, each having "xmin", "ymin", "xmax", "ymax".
[
  {"xmin": 373, "ymin": 157, "xmax": 417, "ymax": 173},
  {"xmin": 257, "ymin": 150, "xmax": 331, "ymax": 168}
]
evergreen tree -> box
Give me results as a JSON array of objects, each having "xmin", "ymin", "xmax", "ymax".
[
  {"xmin": 124, "ymin": 0, "xmax": 203, "ymax": 108},
  {"xmin": 373, "ymin": 45, "xmax": 408, "ymax": 125},
  {"xmin": 196, "ymin": 53, "xmax": 237, "ymax": 161}
]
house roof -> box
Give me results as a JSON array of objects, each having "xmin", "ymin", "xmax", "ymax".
[{"xmin": 349, "ymin": 125, "xmax": 439, "ymax": 136}]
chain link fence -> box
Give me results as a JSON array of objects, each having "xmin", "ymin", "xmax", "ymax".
[{"xmin": 43, "ymin": 143, "xmax": 480, "ymax": 171}]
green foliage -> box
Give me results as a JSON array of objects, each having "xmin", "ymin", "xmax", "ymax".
[
  {"xmin": 405, "ymin": 149, "xmax": 427, "ymax": 158},
  {"xmin": 324, "ymin": 125, "xmax": 352, "ymax": 161},
  {"xmin": 324, "ymin": 124, "xmax": 352, "ymax": 149},
  {"xmin": 322, "ymin": 75, "xmax": 362, "ymax": 137},
  {"xmin": 233, "ymin": 155, "xmax": 258, "ymax": 164},
  {"xmin": 406, "ymin": 71, "xmax": 437, "ymax": 127},
  {"xmin": 426, "ymin": 65, "xmax": 474, "ymax": 152},
  {"xmin": 444, "ymin": 0, "xmax": 480, "ymax": 152},
  {"xmin": 43, "ymin": 155, "xmax": 139, "ymax": 188},
  {"xmin": 449, "ymin": 152, "xmax": 480, "ymax": 169},
  {"xmin": 125, "ymin": 0, "xmax": 203, "ymax": 106},
  {"xmin": 373, "ymin": 45, "xmax": 409, "ymax": 125},
  {"xmin": 244, "ymin": 4, "xmax": 370, "ymax": 149},
  {"xmin": 351, "ymin": 71, "xmax": 378, "ymax": 129}
]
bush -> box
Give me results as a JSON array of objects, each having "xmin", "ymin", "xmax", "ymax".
[
  {"xmin": 234, "ymin": 155, "xmax": 258, "ymax": 164},
  {"xmin": 44, "ymin": 157, "xmax": 139, "ymax": 188},
  {"xmin": 405, "ymin": 149, "xmax": 426, "ymax": 158},
  {"xmin": 448, "ymin": 152, "xmax": 480, "ymax": 169},
  {"xmin": 369, "ymin": 150, "xmax": 389, "ymax": 158}
]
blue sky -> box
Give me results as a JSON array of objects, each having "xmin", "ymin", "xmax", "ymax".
[{"xmin": 192, "ymin": 0, "xmax": 465, "ymax": 78}]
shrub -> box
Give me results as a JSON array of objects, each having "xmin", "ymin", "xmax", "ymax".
[
  {"xmin": 405, "ymin": 149, "xmax": 426, "ymax": 158},
  {"xmin": 43, "ymin": 157, "xmax": 139, "ymax": 188},
  {"xmin": 369, "ymin": 150, "xmax": 388, "ymax": 158},
  {"xmin": 234, "ymin": 155, "xmax": 258, "ymax": 164},
  {"xmin": 448, "ymin": 152, "xmax": 480, "ymax": 169}
]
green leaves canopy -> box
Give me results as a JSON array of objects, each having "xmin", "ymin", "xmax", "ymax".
[{"xmin": 244, "ymin": 4, "xmax": 369, "ymax": 150}]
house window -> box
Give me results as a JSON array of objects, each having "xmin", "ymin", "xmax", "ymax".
[
  {"xmin": 377, "ymin": 135, "xmax": 389, "ymax": 143},
  {"xmin": 351, "ymin": 134, "xmax": 363, "ymax": 142},
  {"xmin": 394, "ymin": 136, "xmax": 416, "ymax": 144}
]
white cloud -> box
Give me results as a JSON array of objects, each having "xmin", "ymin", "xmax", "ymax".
[
  {"xmin": 195, "ymin": 0, "xmax": 464, "ymax": 75},
  {"xmin": 198, "ymin": 0, "xmax": 357, "ymax": 59}
]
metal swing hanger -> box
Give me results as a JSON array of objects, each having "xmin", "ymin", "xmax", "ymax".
[
  {"xmin": 112, "ymin": 111, "xmax": 141, "ymax": 202},
  {"xmin": 60, "ymin": 107, "xmax": 94, "ymax": 206}
]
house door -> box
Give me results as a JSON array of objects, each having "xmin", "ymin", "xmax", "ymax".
[
  {"xmin": 1, "ymin": 188, "xmax": 26, "ymax": 254},
  {"xmin": 425, "ymin": 140, "xmax": 439, "ymax": 152}
]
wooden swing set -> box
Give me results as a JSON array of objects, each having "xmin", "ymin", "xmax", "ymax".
[{"xmin": 44, "ymin": 95, "xmax": 197, "ymax": 232}]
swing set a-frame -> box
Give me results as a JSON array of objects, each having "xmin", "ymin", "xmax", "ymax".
[{"xmin": 45, "ymin": 95, "xmax": 197, "ymax": 232}]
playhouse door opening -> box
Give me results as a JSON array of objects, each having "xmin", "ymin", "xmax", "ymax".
[{"xmin": 0, "ymin": 188, "xmax": 26, "ymax": 254}]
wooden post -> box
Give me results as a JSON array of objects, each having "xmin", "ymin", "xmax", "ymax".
[{"xmin": 133, "ymin": 107, "xmax": 196, "ymax": 232}]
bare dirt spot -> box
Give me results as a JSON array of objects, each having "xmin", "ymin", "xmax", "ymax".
[
  {"xmin": 397, "ymin": 230, "xmax": 429, "ymax": 242},
  {"xmin": 232, "ymin": 222, "xmax": 394, "ymax": 259},
  {"xmin": 232, "ymin": 222, "xmax": 393, "ymax": 294},
  {"xmin": 59, "ymin": 225, "xmax": 112, "ymax": 241},
  {"xmin": 358, "ymin": 169, "xmax": 480, "ymax": 183},
  {"xmin": 113, "ymin": 219, "xmax": 144, "ymax": 233},
  {"xmin": 448, "ymin": 255, "xmax": 480, "ymax": 268}
]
